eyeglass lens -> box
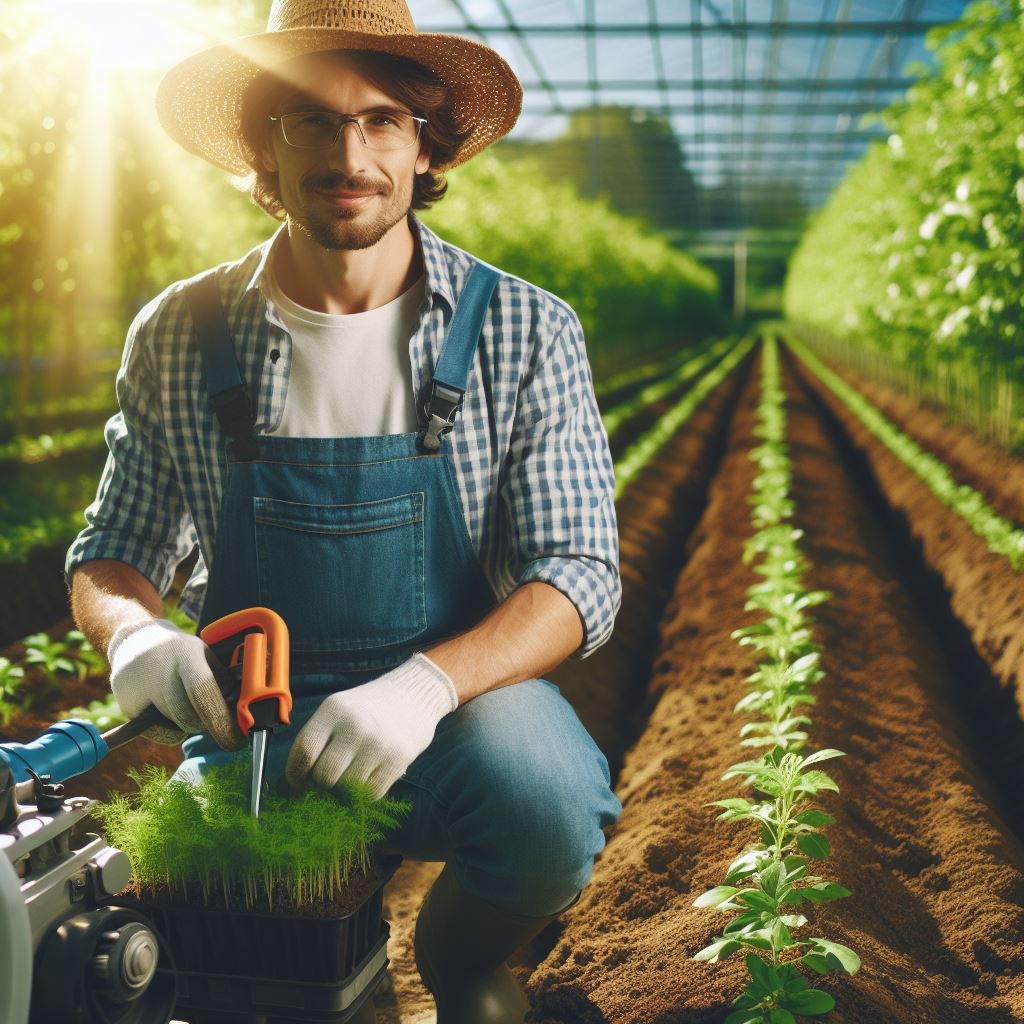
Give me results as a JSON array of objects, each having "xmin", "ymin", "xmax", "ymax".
[{"xmin": 281, "ymin": 112, "xmax": 421, "ymax": 150}]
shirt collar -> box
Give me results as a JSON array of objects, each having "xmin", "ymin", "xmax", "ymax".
[{"xmin": 241, "ymin": 212, "xmax": 454, "ymax": 315}]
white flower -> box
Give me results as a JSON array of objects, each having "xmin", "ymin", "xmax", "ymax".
[
  {"xmin": 936, "ymin": 306, "xmax": 970, "ymax": 341},
  {"xmin": 886, "ymin": 283, "xmax": 901, "ymax": 299},
  {"xmin": 954, "ymin": 264, "xmax": 976, "ymax": 292},
  {"xmin": 955, "ymin": 180, "xmax": 970, "ymax": 202},
  {"xmin": 919, "ymin": 212, "xmax": 941, "ymax": 240}
]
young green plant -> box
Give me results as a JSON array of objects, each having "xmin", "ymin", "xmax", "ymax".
[{"xmin": 693, "ymin": 334, "xmax": 858, "ymax": 1023}]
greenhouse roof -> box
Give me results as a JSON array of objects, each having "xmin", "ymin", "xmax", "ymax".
[{"xmin": 413, "ymin": 0, "xmax": 972, "ymax": 233}]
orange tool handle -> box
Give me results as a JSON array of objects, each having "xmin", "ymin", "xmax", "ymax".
[{"xmin": 199, "ymin": 607, "xmax": 292, "ymax": 735}]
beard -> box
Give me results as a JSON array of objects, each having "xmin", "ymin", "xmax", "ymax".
[{"xmin": 289, "ymin": 174, "xmax": 411, "ymax": 252}]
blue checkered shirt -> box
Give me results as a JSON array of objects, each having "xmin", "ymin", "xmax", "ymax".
[{"xmin": 64, "ymin": 214, "xmax": 620, "ymax": 660}]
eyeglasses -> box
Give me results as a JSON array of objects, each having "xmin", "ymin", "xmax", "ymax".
[{"xmin": 269, "ymin": 110, "xmax": 428, "ymax": 151}]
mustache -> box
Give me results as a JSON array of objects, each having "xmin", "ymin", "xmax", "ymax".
[{"xmin": 307, "ymin": 174, "xmax": 385, "ymax": 193}]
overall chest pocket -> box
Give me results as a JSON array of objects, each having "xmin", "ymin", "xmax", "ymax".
[{"xmin": 253, "ymin": 492, "xmax": 426, "ymax": 652}]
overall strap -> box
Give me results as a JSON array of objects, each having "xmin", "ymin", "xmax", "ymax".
[
  {"xmin": 418, "ymin": 261, "xmax": 501, "ymax": 452},
  {"xmin": 185, "ymin": 275, "xmax": 258, "ymax": 461}
]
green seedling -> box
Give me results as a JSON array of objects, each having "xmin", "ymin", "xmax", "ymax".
[
  {"xmin": 614, "ymin": 337, "xmax": 755, "ymax": 497},
  {"xmin": 695, "ymin": 336, "xmax": 857, "ymax": 1022},
  {"xmin": 0, "ymin": 658, "xmax": 27, "ymax": 725},
  {"xmin": 22, "ymin": 631, "xmax": 81, "ymax": 688},
  {"xmin": 63, "ymin": 630, "xmax": 107, "ymax": 678},
  {"xmin": 789, "ymin": 335, "xmax": 1024, "ymax": 571},
  {"xmin": 92, "ymin": 760, "xmax": 411, "ymax": 910},
  {"xmin": 63, "ymin": 693, "xmax": 127, "ymax": 731}
]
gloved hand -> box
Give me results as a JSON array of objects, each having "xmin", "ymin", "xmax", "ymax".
[
  {"xmin": 107, "ymin": 618, "xmax": 246, "ymax": 751},
  {"xmin": 285, "ymin": 652, "xmax": 459, "ymax": 801}
]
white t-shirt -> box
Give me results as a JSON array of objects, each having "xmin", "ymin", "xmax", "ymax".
[{"xmin": 264, "ymin": 269, "xmax": 425, "ymax": 438}]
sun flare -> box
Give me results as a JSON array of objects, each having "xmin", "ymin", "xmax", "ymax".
[{"xmin": 38, "ymin": 0, "xmax": 200, "ymax": 72}]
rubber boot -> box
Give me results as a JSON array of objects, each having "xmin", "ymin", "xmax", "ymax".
[{"xmin": 413, "ymin": 862, "xmax": 580, "ymax": 1024}]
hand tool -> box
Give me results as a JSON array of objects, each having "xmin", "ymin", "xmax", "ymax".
[
  {"xmin": 3, "ymin": 607, "xmax": 292, "ymax": 817},
  {"xmin": 200, "ymin": 607, "xmax": 292, "ymax": 817}
]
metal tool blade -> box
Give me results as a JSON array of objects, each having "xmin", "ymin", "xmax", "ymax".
[{"xmin": 250, "ymin": 729, "xmax": 270, "ymax": 818}]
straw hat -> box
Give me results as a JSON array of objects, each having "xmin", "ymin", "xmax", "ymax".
[{"xmin": 156, "ymin": 0, "xmax": 523, "ymax": 175}]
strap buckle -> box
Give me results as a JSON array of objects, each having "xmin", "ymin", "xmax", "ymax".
[
  {"xmin": 417, "ymin": 379, "xmax": 464, "ymax": 453},
  {"xmin": 209, "ymin": 383, "xmax": 258, "ymax": 461}
]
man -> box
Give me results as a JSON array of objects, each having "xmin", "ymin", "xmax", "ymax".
[{"xmin": 65, "ymin": 2, "xmax": 622, "ymax": 1022}]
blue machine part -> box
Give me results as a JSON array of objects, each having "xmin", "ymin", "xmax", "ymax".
[{"xmin": 0, "ymin": 720, "xmax": 109, "ymax": 786}]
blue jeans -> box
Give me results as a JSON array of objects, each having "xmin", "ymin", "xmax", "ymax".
[{"xmin": 174, "ymin": 677, "xmax": 621, "ymax": 917}]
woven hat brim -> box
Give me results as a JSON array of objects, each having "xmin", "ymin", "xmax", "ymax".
[{"xmin": 155, "ymin": 28, "xmax": 523, "ymax": 175}]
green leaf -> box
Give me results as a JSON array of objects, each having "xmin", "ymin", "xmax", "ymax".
[
  {"xmin": 725, "ymin": 1010, "xmax": 764, "ymax": 1024},
  {"xmin": 801, "ymin": 952, "xmax": 843, "ymax": 975},
  {"xmin": 694, "ymin": 938, "xmax": 742, "ymax": 962},
  {"xmin": 786, "ymin": 989, "xmax": 836, "ymax": 1014},
  {"xmin": 799, "ymin": 882, "xmax": 851, "ymax": 902},
  {"xmin": 739, "ymin": 889, "xmax": 778, "ymax": 913},
  {"xmin": 807, "ymin": 938, "xmax": 861, "ymax": 974},
  {"xmin": 794, "ymin": 809, "xmax": 835, "ymax": 828},
  {"xmin": 694, "ymin": 885, "xmax": 741, "ymax": 909},
  {"xmin": 769, "ymin": 1010, "xmax": 796, "ymax": 1024},
  {"xmin": 801, "ymin": 748, "xmax": 845, "ymax": 767},
  {"xmin": 758, "ymin": 861, "xmax": 786, "ymax": 900},
  {"xmin": 745, "ymin": 953, "xmax": 780, "ymax": 991},
  {"xmin": 797, "ymin": 834, "xmax": 831, "ymax": 859}
]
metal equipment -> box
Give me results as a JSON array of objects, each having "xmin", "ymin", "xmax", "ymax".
[{"xmin": 0, "ymin": 607, "xmax": 292, "ymax": 1024}]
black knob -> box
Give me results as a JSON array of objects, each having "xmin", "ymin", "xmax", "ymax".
[{"xmin": 90, "ymin": 923, "xmax": 159, "ymax": 1003}]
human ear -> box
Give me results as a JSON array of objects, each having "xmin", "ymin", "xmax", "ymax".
[{"xmin": 257, "ymin": 130, "xmax": 279, "ymax": 173}]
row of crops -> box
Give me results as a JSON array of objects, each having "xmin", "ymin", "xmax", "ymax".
[
  {"xmin": 694, "ymin": 337, "xmax": 857, "ymax": 1022},
  {"xmin": 5, "ymin": 322, "xmax": 1024, "ymax": 1021},
  {"xmin": 783, "ymin": 0, "xmax": 1023, "ymax": 450}
]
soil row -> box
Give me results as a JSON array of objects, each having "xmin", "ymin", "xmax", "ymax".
[
  {"xmin": 527, "ymin": 349, "xmax": 1024, "ymax": 1023},
  {"xmin": 785, "ymin": 349, "xmax": 1024, "ymax": 730},
  {"xmin": 377, "ymin": 351, "xmax": 757, "ymax": 1024},
  {"xmin": 815, "ymin": 357, "xmax": 1024, "ymax": 526}
]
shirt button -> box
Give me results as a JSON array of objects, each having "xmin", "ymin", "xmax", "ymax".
[{"xmin": 269, "ymin": 349, "xmax": 280, "ymax": 363}]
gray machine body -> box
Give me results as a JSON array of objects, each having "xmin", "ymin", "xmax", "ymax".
[{"xmin": 0, "ymin": 790, "xmax": 133, "ymax": 1024}]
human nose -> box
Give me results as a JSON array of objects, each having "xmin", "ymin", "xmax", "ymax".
[{"xmin": 326, "ymin": 119, "xmax": 368, "ymax": 170}]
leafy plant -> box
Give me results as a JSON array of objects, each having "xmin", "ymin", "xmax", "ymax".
[
  {"xmin": 694, "ymin": 335, "xmax": 857, "ymax": 1022},
  {"xmin": 63, "ymin": 693, "xmax": 127, "ymax": 731},
  {"xmin": 783, "ymin": 0, "xmax": 1023, "ymax": 449},
  {"xmin": 22, "ymin": 630, "xmax": 80, "ymax": 687},
  {"xmin": 615, "ymin": 336, "xmax": 755, "ymax": 497},
  {"xmin": 92, "ymin": 760, "xmax": 412, "ymax": 910},
  {"xmin": 788, "ymin": 333, "xmax": 1024, "ymax": 570},
  {"xmin": 0, "ymin": 657, "xmax": 26, "ymax": 725}
]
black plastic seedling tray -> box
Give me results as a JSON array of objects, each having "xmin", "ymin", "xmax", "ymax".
[{"xmin": 111, "ymin": 854, "xmax": 402, "ymax": 1023}]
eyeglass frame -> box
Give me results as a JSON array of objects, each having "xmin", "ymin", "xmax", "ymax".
[{"xmin": 268, "ymin": 109, "xmax": 429, "ymax": 151}]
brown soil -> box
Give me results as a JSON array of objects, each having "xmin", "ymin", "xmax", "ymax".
[
  {"xmin": 551, "ymin": 349, "xmax": 754, "ymax": 779},
  {"xmin": 0, "ymin": 640, "xmax": 182, "ymax": 799},
  {"xmin": 0, "ymin": 542, "xmax": 76, "ymax": 649},
  {"xmin": 527, "ymin": 350, "xmax": 1024, "ymax": 1023},
  {"xmin": 786, "ymin": 349, "xmax": 1024, "ymax": 722},
  {"xmin": 113, "ymin": 853, "xmax": 398, "ymax": 919},
  {"xmin": 374, "ymin": 353, "xmax": 757, "ymax": 1024},
  {"xmin": 12, "ymin": 340, "xmax": 1024, "ymax": 1023},
  {"xmin": 822, "ymin": 359, "xmax": 1024, "ymax": 526}
]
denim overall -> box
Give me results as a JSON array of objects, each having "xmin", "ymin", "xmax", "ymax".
[{"xmin": 173, "ymin": 258, "xmax": 622, "ymax": 917}]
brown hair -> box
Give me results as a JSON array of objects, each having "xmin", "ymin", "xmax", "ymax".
[{"xmin": 237, "ymin": 49, "xmax": 471, "ymax": 219}]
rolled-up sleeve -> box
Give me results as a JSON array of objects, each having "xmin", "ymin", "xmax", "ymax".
[
  {"xmin": 499, "ymin": 309, "xmax": 621, "ymax": 660},
  {"xmin": 64, "ymin": 305, "xmax": 193, "ymax": 597}
]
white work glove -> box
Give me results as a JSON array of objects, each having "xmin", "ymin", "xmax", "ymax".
[
  {"xmin": 285, "ymin": 653, "xmax": 459, "ymax": 801},
  {"xmin": 107, "ymin": 618, "xmax": 246, "ymax": 751}
]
